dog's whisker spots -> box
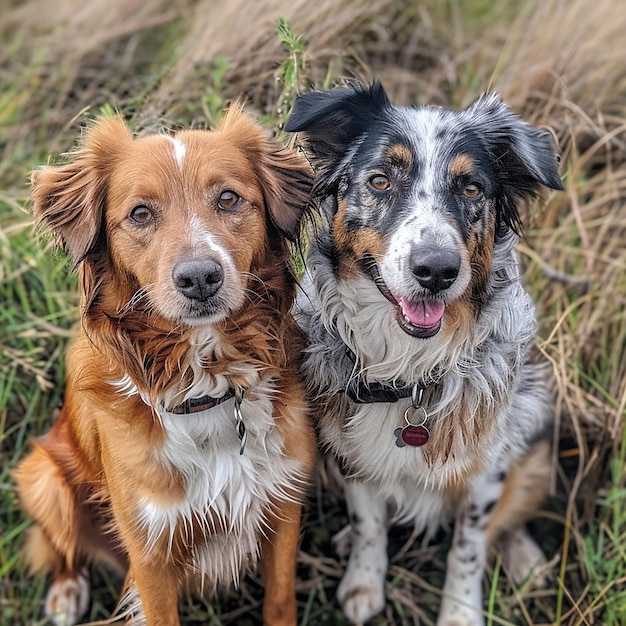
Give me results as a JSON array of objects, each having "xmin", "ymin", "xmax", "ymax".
[{"xmin": 115, "ymin": 287, "xmax": 152, "ymax": 316}]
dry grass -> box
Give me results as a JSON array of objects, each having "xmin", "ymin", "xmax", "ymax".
[{"xmin": 1, "ymin": 0, "xmax": 625, "ymax": 624}]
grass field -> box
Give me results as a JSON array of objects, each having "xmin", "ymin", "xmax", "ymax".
[{"xmin": 1, "ymin": 0, "xmax": 625, "ymax": 624}]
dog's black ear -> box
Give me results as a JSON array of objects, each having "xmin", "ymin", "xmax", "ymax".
[
  {"xmin": 285, "ymin": 81, "xmax": 392, "ymax": 165},
  {"xmin": 467, "ymin": 93, "xmax": 563, "ymax": 192},
  {"xmin": 465, "ymin": 93, "xmax": 563, "ymax": 234}
]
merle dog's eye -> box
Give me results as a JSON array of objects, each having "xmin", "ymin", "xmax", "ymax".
[
  {"xmin": 129, "ymin": 205, "xmax": 153, "ymax": 225},
  {"xmin": 218, "ymin": 190, "xmax": 241, "ymax": 211},
  {"xmin": 463, "ymin": 183, "xmax": 482, "ymax": 198},
  {"xmin": 369, "ymin": 175, "xmax": 390, "ymax": 191}
]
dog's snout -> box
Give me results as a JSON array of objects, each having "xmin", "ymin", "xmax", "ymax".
[
  {"xmin": 173, "ymin": 258, "xmax": 224, "ymax": 301},
  {"xmin": 411, "ymin": 248, "xmax": 460, "ymax": 293}
]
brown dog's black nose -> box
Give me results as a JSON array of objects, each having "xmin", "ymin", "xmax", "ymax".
[
  {"xmin": 173, "ymin": 258, "xmax": 223, "ymax": 301},
  {"xmin": 411, "ymin": 248, "xmax": 460, "ymax": 293}
]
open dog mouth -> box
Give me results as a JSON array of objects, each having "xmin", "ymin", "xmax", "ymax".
[
  {"xmin": 397, "ymin": 297, "xmax": 445, "ymax": 337},
  {"xmin": 363, "ymin": 257, "xmax": 445, "ymax": 338}
]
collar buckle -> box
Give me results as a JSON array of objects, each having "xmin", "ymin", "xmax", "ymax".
[
  {"xmin": 167, "ymin": 390, "xmax": 235, "ymax": 415},
  {"xmin": 166, "ymin": 385, "xmax": 248, "ymax": 455},
  {"xmin": 233, "ymin": 386, "xmax": 247, "ymax": 455}
]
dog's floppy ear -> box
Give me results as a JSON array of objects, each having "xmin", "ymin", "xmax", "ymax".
[
  {"xmin": 465, "ymin": 93, "xmax": 563, "ymax": 233},
  {"xmin": 218, "ymin": 103, "xmax": 314, "ymax": 243},
  {"xmin": 284, "ymin": 81, "xmax": 392, "ymax": 165},
  {"xmin": 31, "ymin": 115, "xmax": 132, "ymax": 266},
  {"xmin": 466, "ymin": 93, "xmax": 563, "ymax": 192},
  {"xmin": 257, "ymin": 141, "xmax": 314, "ymax": 243}
]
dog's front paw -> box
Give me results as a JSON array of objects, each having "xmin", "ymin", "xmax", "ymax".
[
  {"xmin": 45, "ymin": 570, "xmax": 90, "ymax": 626},
  {"xmin": 337, "ymin": 571, "xmax": 385, "ymax": 625},
  {"xmin": 501, "ymin": 527, "xmax": 549, "ymax": 588},
  {"xmin": 437, "ymin": 598, "xmax": 484, "ymax": 626}
]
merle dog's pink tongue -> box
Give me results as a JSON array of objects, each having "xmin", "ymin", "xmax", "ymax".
[{"xmin": 399, "ymin": 299, "xmax": 445, "ymax": 327}]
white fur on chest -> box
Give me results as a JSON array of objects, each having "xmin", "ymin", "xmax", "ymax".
[
  {"xmin": 334, "ymin": 275, "xmax": 472, "ymax": 384},
  {"xmin": 343, "ymin": 400, "xmax": 450, "ymax": 526},
  {"xmin": 138, "ymin": 381, "xmax": 304, "ymax": 586}
]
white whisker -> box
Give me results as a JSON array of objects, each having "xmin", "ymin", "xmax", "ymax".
[{"xmin": 115, "ymin": 287, "xmax": 152, "ymax": 316}]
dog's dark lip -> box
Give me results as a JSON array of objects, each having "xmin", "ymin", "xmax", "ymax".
[
  {"xmin": 363, "ymin": 256, "xmax": 444, "ymax": 338},
  {"xmin": 364, "ymin": 258, "xmax": 399, "ymax": 306},
  {"xmin": 178, "ymin": 301, "xmax": 229, "ymax": 325}
]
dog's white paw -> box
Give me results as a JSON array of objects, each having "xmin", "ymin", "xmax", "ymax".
[
  {"xmin": 438, "ymin": 585, "xmax": 484, "ymax": 626},
  {"xmin": 337, "ymin": 481, "xmax": 389, "ymax": 623},
  {"xmin": 338, "ymin": 578, "xmax": 386, "ymax": 625},
  {"xmin": 437, "ymin": 602, "xmax": 484, "ymax": 626},
  {"xmin": 501, "ymin": 527, "xmax": 549, "ymax": 587},
  {"xmin": 508, "ymin": 545, "xmax": 548, "ymax": 588},
  {"xmin": 337, "ymin": 567, "xmax": 385, "ymax": 624},
  {"xmin": 45, "ymin": 571, "xmax": 90, "ymax": 626}
]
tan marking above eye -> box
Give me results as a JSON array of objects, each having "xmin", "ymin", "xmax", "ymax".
[
  {"xmin": 386, "ymin": 144, "xmax": 413, "ymax": 168},
  {"xmin": 449, "ymin": 154, "xmax": 475, "ymax": 178},
  {"xmin": 369, "ymin": 174, "xmax": 390, "ymax": 191}
]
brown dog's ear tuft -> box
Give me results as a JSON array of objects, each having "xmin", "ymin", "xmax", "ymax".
[
  {"xmin": 258, "ymin": 140, "xmax": 314, "ymax": 243},
  {"xmin": 218, "ymin": 103, "xmax": 314, "ymax": 243},
  {"xmin": 31, "ymin": 115, "xmax": 133, "ymax": 266}
]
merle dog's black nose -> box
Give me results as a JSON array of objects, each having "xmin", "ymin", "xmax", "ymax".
[
  {"xmin": 411, "ymin": 248, "xmax": 460, "ymax": 293},
  {"xmin": 173, "ymin": 258, "xmax": 223, "ymax": 301}
]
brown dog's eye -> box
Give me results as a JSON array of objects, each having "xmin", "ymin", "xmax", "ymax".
[
  {"xmin": 129, "ymin": 205, "xmax": 153, "ymax": 225},
  {"xmin": 463, "ymin": 183, "xmax": 482, "ymax": 198},
  {"xmin": 218, "ymin": 190, "xmax": 241, "ymax": 211},
  {"xmin": 369, "ymin": 175, "xmax": 390, "ymax": 191}
]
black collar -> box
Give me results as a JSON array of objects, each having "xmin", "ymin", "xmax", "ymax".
[
  {"xmin": 344, "ymin": 378, "xmax": 416, "ymax": 403},
  {"xmin": 166, "ymin": 389, "xmax": 235, "ymax": 415},
  {"xmin": 341, "ymin": 348, "xmax": 435, "ymax": 404}
]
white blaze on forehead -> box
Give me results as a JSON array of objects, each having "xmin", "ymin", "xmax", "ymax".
[
  {"xmin": 168, "ymin": 136, "xmax": 186, "ymax": 170},
  {"xmin": 397, "ymin": 106, "xmax": 450, "ymax": 182},
  {"xmin": 390, "ymin": 106, "xmax": 464, "ymax": 234},
  {"xmin": 377, "ymin": 106, "xmax": 471, "ymax": 299}
]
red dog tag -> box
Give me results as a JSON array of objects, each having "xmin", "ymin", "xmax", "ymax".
[{"xmin": 394, "ymin": 425, "xmax": 429, "ymax": 447}]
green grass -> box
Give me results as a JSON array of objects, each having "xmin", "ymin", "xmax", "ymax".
[
  {"xmin": 579, "ymin": 431, "xmax": 626, "ymax": 624},
  {"xmin": 0, "ymin": 198, "xmax": 76, "ymax": 624},
  {"xmin": 1, "ymin": 0, "xmax": 626, "ymax": 624}
]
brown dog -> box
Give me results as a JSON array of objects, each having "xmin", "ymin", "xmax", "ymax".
[{"xmin": 14, "ymin": 107, "xmax": 315, "ymax": 626}]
